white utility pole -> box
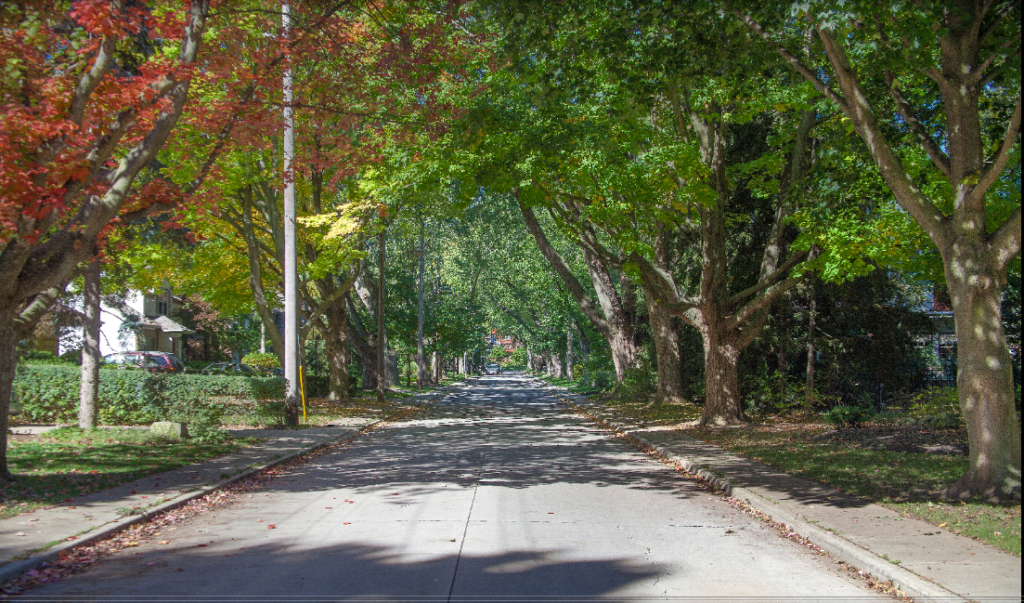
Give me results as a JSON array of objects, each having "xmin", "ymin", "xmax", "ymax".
[{"xmin": 282, "ymin": 1, "xmax": 299, "ymax": 423}]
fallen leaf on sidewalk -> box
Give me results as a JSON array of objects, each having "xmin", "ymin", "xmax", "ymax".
[
  {"xmin": 267, "ymin": 525, "xmax": 276, "ymax": 529},
  {"xmin": 159, "ymin": 540, "xmax": 169, "ymax": 545}
]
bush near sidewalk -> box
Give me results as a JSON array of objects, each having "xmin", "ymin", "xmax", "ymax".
[
  {"xmin": 0, "ymin": 428, "xmax": 256, "ymax": 520},
  {"xmin": 12, "ymin": 365, "xmax": 286, "ymax": 428}
]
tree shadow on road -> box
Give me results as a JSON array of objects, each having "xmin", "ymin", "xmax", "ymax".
[{"xmin": 27, "ymin": 540, "xmax": 664, "ymax": 599}]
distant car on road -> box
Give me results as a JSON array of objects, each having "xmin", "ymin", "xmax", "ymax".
[
  {"xmin": 103, "ymin": 351, "xmax": 185, "ymax": 373},
  {"xmin": 202, "ymin": 362, "xmax": 256, "ymax": 376},
  {"xmin": 485, "ymin": 363, "xmax": 502, "ymax": 375}
]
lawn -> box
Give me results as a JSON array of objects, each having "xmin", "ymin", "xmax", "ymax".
[
  {"xmin": 294, "ymin": 394, "xmax": 420, "ymax": 426},
  {"xmin": 689, "ymin": 423, "xmax": 1021, "ymax": 555},
  {"xmin": 1, "ymin": 428, "xmax": 254, "ymax": 520}
]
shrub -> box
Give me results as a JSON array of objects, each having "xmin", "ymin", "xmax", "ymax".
[
  {"xmin": 241, "ymin": 352, "xmax": 281, "ymax": 373},
  {"xmin": 13, "ymin": 365, "xmax": 286, "ymax": 431},
  {"xmin": 578, "ymin": 346, "xmax": 615, "ymax": 391},
  {"xmin": 822, "ymin": 405, "xmax": 875, "ymax": 428},
  {"xmin": 617, "ymin": 367, "xmax": 657, "ymax": 402},
  {"xmin": 20, "ymin": 350, "xmax": 73, "ymax": 365},
  {"xmin": 908, "ymin": 386, "xmax": 960, "ymax": 416}
]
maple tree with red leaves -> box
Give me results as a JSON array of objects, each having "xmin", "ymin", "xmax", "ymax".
[
  {"xmin": 0, "ymin": 0, "xmax": 215, "ymax": 483},
  {"xmin": 0, "ymin": 0, "xmax": 484, "ymax": 481}
]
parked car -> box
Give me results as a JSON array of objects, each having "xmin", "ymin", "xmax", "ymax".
[
  {"xmin": 485, "ymin": 363, "xmax": 502, "ymax": 375},
  {"xmin": 202, "ymin": 362, "xmax": 256, "ymax": 376},
  {"xmin": 103, "ymin": 351, "xmax": 185, "ymax": 373}
]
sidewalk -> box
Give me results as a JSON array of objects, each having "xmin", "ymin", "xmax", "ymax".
[
  {"xmin": 0, "ymin": 387, "xmax": 455, "ymax": 584},
  {"xmin": 542, "ymin": 382, "xmax": 1020, "ymax": 603}
]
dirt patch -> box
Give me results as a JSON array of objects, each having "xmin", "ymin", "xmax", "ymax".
[
  {"xmin": 6, "ymin": 434, "xmax": 39, "ymax": 443},
  {"xmin": 812, "ymin": 425, "xmax": 968, "ymax": 456}
]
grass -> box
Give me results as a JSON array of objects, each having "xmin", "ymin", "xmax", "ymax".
[
  {"xmin": 292, "ymin": 393, "xmax": 420, "ymax": 426},
  {"xmin": 685, "ymin": 423, "xmax": 1021, "ymax": 555},
  {"xmin": 2, "ymin": 427, "xmax": 255, "ymax": 520}
]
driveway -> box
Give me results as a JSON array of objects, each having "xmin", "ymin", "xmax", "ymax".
[{"xmin": 26, "ymin": 375, "xmax": 886, "ymax": 600}]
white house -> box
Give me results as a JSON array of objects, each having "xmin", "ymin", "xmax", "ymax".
[{"xmin": 61, "ymin": 290, "xmax": 194, "ymax": 359}]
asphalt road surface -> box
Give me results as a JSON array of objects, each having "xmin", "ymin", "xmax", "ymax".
[{"xmin": 26, "ymin": 375, "xmax": 887, "ymax": 602}]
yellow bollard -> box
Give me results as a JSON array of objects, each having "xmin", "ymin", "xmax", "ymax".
[{"xmin": 299, "ymin": 365, "xmax": 308, "ymax": 422}]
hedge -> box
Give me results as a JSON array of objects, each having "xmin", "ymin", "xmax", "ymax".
[{"xmin": 13, "ymin": 365, "xmax": 286, "ymax": 426}]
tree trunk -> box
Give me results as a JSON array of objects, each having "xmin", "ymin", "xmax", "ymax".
[
  {"xmin": 0, "ymin": 310, "xmax": 18, "ymax": 482},
  {"xmin": 944, "ymin": 258, "xmax": 1021, "ymax": 500},
  {"xmin": 805, "ymin": 286, "xmax": 816, "ymax": 409},
  {"xmin": 550, "ymin": 352, "xmax": 564, "ymax": 379},
  {"xmin": 701, "ymin": 322, "xmax": 743, "ymax": 426},
  {"xmin": 462, "ymin": 351, "xmax": 469, "ymax": 375},
  {"xmin": 345, "ymin": 294, "xmax": 378, "ymax": 391},
  {"xmin": 648, "ymin": 296, "xmax": 686, "ymax": 405},
  {"xmin": 79, "ymin": 258, "xmax": 102, "ymax": 430},
  {"xmin": 431, "ymin": 351, "xmax": 439, "ymax": 384},
  {"xmin": 566, "ymin": 324, "xmax": 575, "ymax": 380},
  {"xmin": 323, "ymin": 303, "xmax": 349, "ymax": 400},
  {"xmin": 518, "ymin": 198, "xmax": 636, "ymax": 384},
  {"xmin": 376, "ymin": 230, "xmax": 386, "ymax": 403},
  {"xmin": 385, "ymin": 348, "xmax": 399, "ymax": 387},
  {"xmin": 417, "ymin": 220, "xmax": 426, "ymax": 389}
]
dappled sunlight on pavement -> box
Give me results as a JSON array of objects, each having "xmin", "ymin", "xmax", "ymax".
[{"xmin": 25, "ymin": 376, "xmax": 888, "ymax": 600}]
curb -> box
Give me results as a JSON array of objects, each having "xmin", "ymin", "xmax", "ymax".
[
  {"xmin": 546, "ymin": 386, "xmax": 967, "ymax": 603},
  {"xmin": 0, "ymin": 388, "xmax": 452, "ymax": 587}
]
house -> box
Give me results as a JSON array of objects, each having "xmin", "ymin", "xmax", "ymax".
[{"xmin": 94, "ymin": 290, "xmax": 194, "ymax": 359}]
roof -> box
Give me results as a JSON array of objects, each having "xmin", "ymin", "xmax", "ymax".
[{"xmin": 139, "ymin": 315, "xmax": 194, "ymax": 334}]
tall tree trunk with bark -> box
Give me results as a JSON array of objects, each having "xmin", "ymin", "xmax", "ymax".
[
  {"xmin": 648, "ymin": 296, "xmax": 685, "ymax": 405},
  {"xmin": 518, "ymin": 198, "xmax": 636, "ymax": 384},
  {"xmin": 376, "ymin": 230, "xmax": 386, "ymax": 403},
  {"xmin": 550, "ymin": 352, "xmax": 564, "ymax": 379},
  {"xmin": 566, "ymin": 323, "xmax": 575, "ymax": 380},
  {"xmin": 0, "ymin": 312, "xmax": 19, "ymax": 482},
  {"xmin": 323, "ymin": 302, "xmax": 349, "ymax": 400},
  {"xmin": 417, "ymin": 220, "xmax": 427, "ymax": 389},
  {"xmin": 805, "ymin": 285, "xmax": 816, "ymax": 409},
  {"xmin": 740, "ymin": 9, "xmax": 1021, "ymax": 498},
  {"xmin": 79, "ymin": 258, "xmax": 102, "ymax": 430}
]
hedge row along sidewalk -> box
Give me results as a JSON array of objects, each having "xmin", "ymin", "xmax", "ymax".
[
  {"xmin": 0, "ymin": 385, "xmax": 461, "ymax": 586},
  {"xmin": 539, "ymin": 381, "xmax": 1021, "ymax": 603}
]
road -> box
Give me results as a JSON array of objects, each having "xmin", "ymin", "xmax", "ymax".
[{"xmin": 26, "ymin": 375, "xmax": 887, "ymax": 601}]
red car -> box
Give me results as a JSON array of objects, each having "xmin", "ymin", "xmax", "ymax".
[{"xmin": 104, "ymin": 351, "xmax": 185, "ymax": 373}]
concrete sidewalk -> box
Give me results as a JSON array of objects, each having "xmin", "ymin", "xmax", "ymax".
[
  {"xmin": 544, "ymin": 383, "xmax": 1020, "ymax": 603},
  {"xmin": 0, "ymin": 387, "xmax": 456, "ymax": 584}
]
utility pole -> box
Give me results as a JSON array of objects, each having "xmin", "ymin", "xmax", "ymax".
[
  {"xmin": 282, "ymin": 1, "xmax": 299, "ymax": 425},
  {"xmin": 416, "ymin": 220, "xmax": 426, "ymax": 390}
]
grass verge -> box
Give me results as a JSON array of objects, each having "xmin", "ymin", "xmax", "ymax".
[
  {"xmin": 537, "ymin": 374, "xmax": 1021, "ymax": 556},
  {"xmin": 688, "ymin": 424, "xmax": 1020, "ymax": 555},
  {"xmin": 2, "ymin": 427, "xmax": 255, "ymax": 520}
]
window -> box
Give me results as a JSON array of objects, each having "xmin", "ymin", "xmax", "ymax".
[{"xmin": 157, "ymin": 300, "xmax": 168, "ymax": 315}]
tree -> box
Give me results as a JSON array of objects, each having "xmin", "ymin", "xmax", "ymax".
[
  {"xmin": 0, "ymin": 0, "xmax": 213, "ymax": 482},
  {"xmin": 737, "ymin": 0, "xmax": 1021, "ymax": 500}
]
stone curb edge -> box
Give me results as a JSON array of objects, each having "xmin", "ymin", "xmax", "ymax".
[
  {"xmin": 0, "ymin": 387, "xmax": 456, "ymax": 587},
  {"xmin": 540, "ymin": 383, "xmax": 967, "ymax": 603}
]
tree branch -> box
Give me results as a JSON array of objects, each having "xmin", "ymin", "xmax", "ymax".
[
  {"xmin": 991, "ymin": 205, "xmax": 1021, "ymax": 272},
  {"xmin": 971, "ymin": 91, "xmax": 1021, "ymax": 207},
  {"xmin": 886, "ymin": 73, "xmax": 951, "ymax": 179},
  {"xmin": 733, "ymin": 11, "xmax": 847, "ymax": 109}
]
